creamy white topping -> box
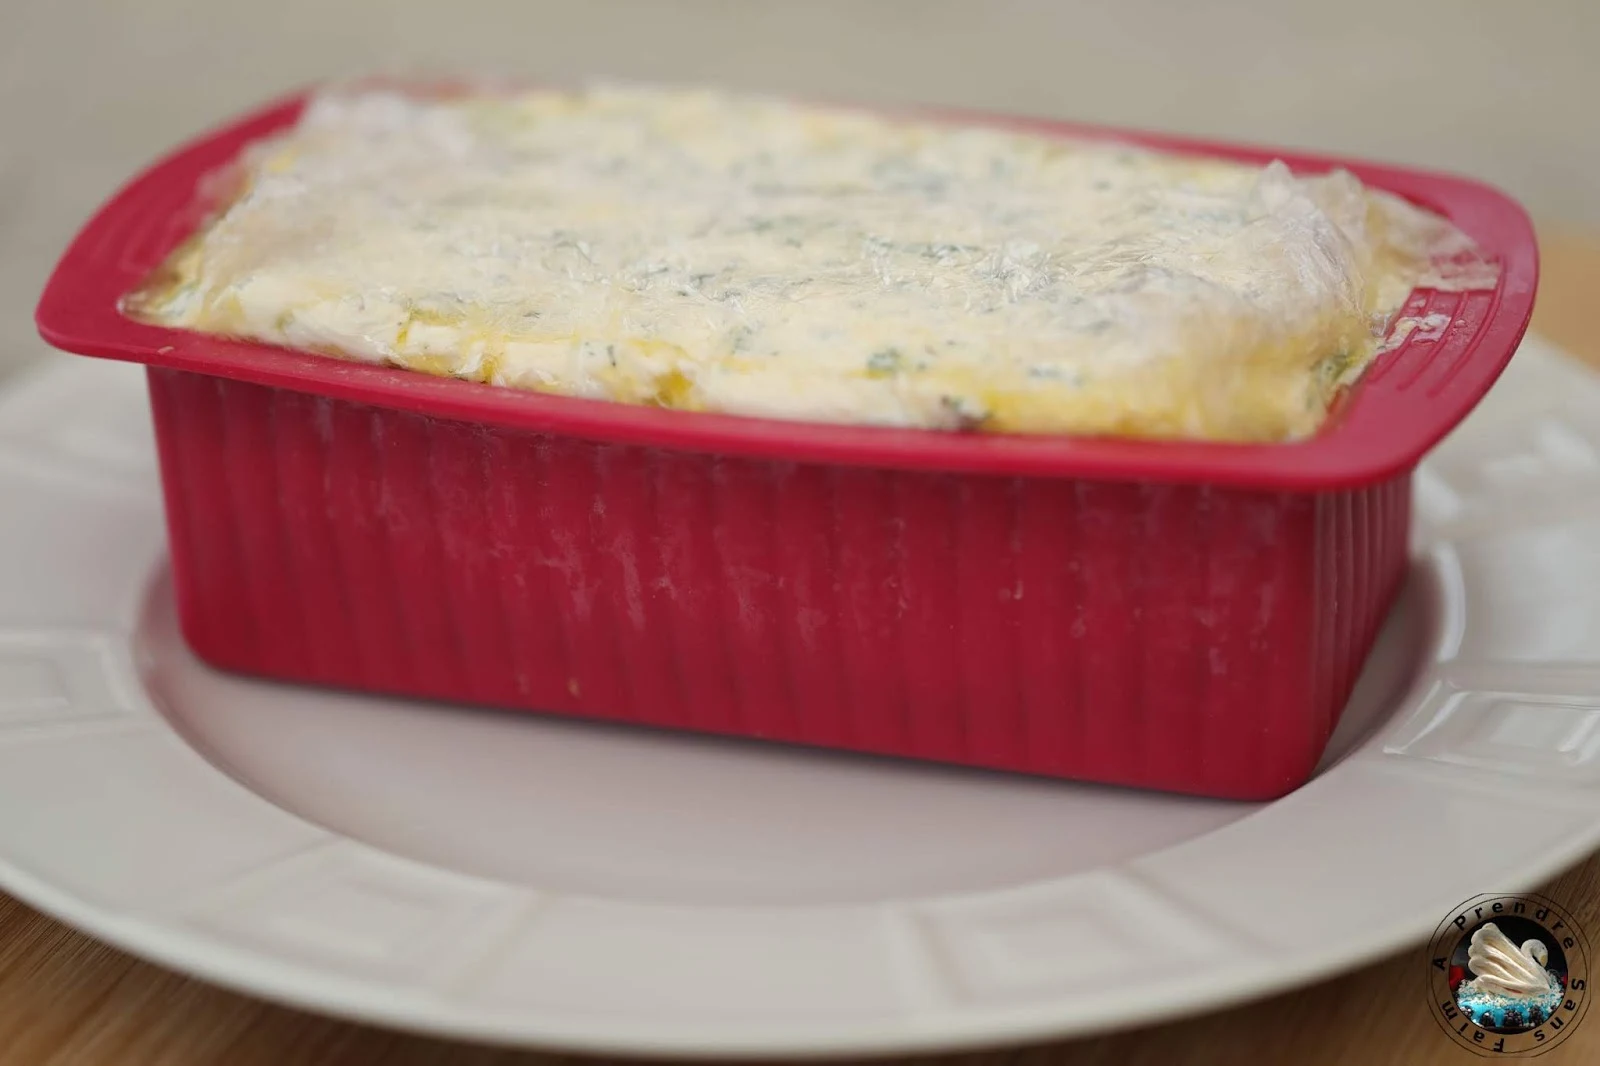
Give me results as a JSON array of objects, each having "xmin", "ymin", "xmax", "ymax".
[{"xmin": 130, "ymin": 84, "xmax": 1494, "ymax": 441}]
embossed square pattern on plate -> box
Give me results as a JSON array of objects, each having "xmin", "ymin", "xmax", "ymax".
[
  {"xmin": 1385, "ymin": 683, "xmax": 1600, "ymax": 780},
  {"xmin": 0, "ymin": 632, "xmax": 138, "ymax": 732}
]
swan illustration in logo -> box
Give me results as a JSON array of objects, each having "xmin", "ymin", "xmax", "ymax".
[{"xmin": 1456, "ymin": 922, "xmax": 1565, "ymax": 1029}]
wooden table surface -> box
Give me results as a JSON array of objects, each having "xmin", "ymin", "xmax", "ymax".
[{"xmin": 2, "ymin": 230, "xmax": 1598, "ymax": 1066}]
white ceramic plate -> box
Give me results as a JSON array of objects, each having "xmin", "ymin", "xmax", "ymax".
[{"xmin": 1, "ymin": 335, "xmax": 1599, "ymax": 1059}]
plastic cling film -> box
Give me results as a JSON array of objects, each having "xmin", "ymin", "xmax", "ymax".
[{"xmin": 126, "ymin": 83, "xmax": 1498, "ymax": 443}]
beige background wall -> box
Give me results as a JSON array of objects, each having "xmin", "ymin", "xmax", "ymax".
[{"xmin": 3, "ymin": 0, "xmax": 1594, "ymax": 378}]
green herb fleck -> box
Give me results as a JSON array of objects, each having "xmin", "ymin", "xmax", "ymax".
[
  {"xmin": 866, "ymin": 348, "xmax": 904, "ymax": 377},
  {"xmin": 939, "ymin": 394, "xmax": 989, "ymax": 431},
  {"xmin": 1317, "ymin": 347, "xmax": 1358, "ymax": 387}
]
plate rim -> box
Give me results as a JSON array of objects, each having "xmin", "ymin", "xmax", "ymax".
[{"xmin": 1, "ymin": 336, "xmax": 1598, "ymax": 1059}]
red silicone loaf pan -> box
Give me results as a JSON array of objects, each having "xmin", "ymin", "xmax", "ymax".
[{"xmin": 35, "ymin": 88, "xmax": 1537, "ymax": 800}]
